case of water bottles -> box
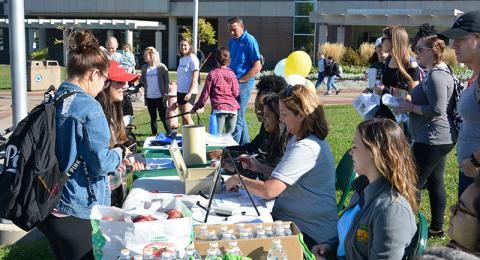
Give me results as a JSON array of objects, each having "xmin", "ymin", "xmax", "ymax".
[{"xmin": 193, "ymin": 221, "xmax": 303, "ymax": 259}]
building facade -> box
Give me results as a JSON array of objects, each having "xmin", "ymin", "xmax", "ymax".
[{"xmin": 1, "ymin": 0, "xmax": 479, "ymax": 69}]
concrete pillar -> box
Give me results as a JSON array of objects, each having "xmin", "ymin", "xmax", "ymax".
[
  {"xmin": 107, "ymin": 30, "xmax": 114, "ymax": 39},
  {"xmin": 168, "ymin": 16, "xmax": 178, "ymax": 69},
  {"xmin": 125, "ymin": 30, "xmax": 133, "ymax": 48},
  {"xmin": 27, "ymin": 28, "xmax": 35, "ymax": 56},
  {"xmin": 37, "ymin": 28, "xmax": 47, "ymax": 49},
  {"xmin": 63, "ymin": 29, "xmax": 69, "ymax": 66},
  {"xmin": 155, "ymin": 31, "xmax": 163, "ymax": 63},
  {"xmin": 336, "ymin": 26, "xmax": 345, "ymax": 44},
  {"xmin": 317, "ymin": 24, "xmax": 328, "ymax": 48}
]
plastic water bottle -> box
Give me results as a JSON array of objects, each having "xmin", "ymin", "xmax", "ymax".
[
  {"xmin": 217, "ymin": 224, "xmax": 228, "ymax": 239},
  {"xmin": 119, "ymin": 248, "xmax": 131, "ymax": 260},
  {"xmin": 205, "ymin": 248, "xmax": 219, "ymax": 260},
  {"xmin": 184, "ymin": 244, "xmax": 201, "ymax": 260},
  {"xmin": 209, "ymin": 241, "xmax": 223, "ymax": 257},
  {"xmin": 209, "ymin": 114, "xmax": 218, "ymax": 136},
  {"xmin": 256, "ymin": 229, "xmax": 267, "ymax": 238},
  {"xmin": 198, "ymin": 225, "xmax": 209, "ymax": 241},
  {"xmin": 207, "ymin": 230, "xmax": 219, "ymax": 241},
  {"xmin": 267, "ymin": 239, "xmax": 288, "ymax": 260},
  {"xmin": 265, "ymin": 226, "xmax": 274, "ymax": 237},
  {"xmin": 161, "ymin": 251, "xmax": 174, "ymax": 260},
  {"xmin": 274, "ymin": 227, "xmax": 286, "ymax": 237},
  {"xmin": 227, "ymin": 241, "xmax": 243, "ymax": 256},
  {"xmin": 239, "ymin": 231, "xmax": 250, "ymax": 240},
  {"xmin": 283, "ymin": 223, "xmax": 293, "ymax": 236}
]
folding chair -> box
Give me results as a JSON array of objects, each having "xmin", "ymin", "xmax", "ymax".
[{"xmin": 335, "ymin": 149, "xmax": 356, "ymax": 212}]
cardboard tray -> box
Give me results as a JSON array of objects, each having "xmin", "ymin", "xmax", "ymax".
[
  {"xmin": 193, "ymin": 222, "xmax": 303, "ymax": 259},
  {"xmin": 169, "ymin": 141, "xmax": 221, "ymax": 195}
]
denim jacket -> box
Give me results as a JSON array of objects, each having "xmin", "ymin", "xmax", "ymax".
[{"xmin": 55, "ymin": 81, "xmax": 121, "ymax": 219}]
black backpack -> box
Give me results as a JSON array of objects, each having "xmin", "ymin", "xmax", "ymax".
[
  {"xmin": 424, "ymin": 67, "xmax": 464, "ymax": 142},
  {"xmin": 0, "ymin": 91, "xmax": 82, "ymax": 231}
]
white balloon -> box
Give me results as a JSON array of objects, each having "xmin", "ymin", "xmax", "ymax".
[
  {"xmin": 274, "ymin": 59, "xmax": 287, "ymax": 78},
  {"xmin": 285, "ymin": 74, "xmax": 306, "ymax": 86}
]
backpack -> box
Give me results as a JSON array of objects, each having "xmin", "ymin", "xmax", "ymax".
[
  {"xmin": 0, "ymin": 91, "xmax": 82, "ymax": 231},
  {"xmin": 423, "ymin": 67, "xmax": 464, "ymax": 142}
]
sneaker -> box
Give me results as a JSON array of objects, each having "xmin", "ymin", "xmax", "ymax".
[
  {"xmin": 323, "ymin": 92, "xmax": 331, "ymax": 96},
  {"xmin": 336, "ymin": 89, "xmax": 341, "ymax": 95},
  {"xmin": 428, "ymin": 228, "xmax": 445, "ymax": 239}
]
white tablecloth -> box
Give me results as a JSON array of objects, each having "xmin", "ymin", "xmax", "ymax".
[{"xmin": 126, "ymin": 176, "xmax": 273, "ymax": 225}]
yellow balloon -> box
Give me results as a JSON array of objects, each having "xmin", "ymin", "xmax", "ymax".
[{"xmin": 285, "ymin": 51, "xmax": 312, "ymax": 77}]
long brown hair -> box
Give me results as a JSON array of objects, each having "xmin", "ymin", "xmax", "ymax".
[
  {"xmin": 356, "ymin": 118, "xmax": 418, "ymax": 213},
  {"xmin": 95, "ymin": 86, "xmax": 128, "ymax": 148},
  {"xmin": 67, "ymin": 30, "xmax": 108, "ymax": 78},
  {"xmin": 383, "ymin": 26, "xmax": 414, "ymax": 84},
  {"xmin": 279, "ymin": 85, "xmax": 329, "ymax": 140}
]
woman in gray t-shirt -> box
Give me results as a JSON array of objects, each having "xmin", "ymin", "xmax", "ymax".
[
  {"xmin": 226, "ymin": 85, "xmax": 337, "ymax": 250},
  {"xmin": 396, "ymin": 35, "xmax": 455, "ymax": 238}
]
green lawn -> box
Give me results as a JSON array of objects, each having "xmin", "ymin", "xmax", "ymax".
[{"xmin": 0, "ymin": 104, "xmax": 457, "ymax": 258}]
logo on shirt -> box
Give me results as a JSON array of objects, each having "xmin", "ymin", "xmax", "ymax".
[{"xmin": 356, "ymin": 224, "xmax": 369, "ymax": 243}]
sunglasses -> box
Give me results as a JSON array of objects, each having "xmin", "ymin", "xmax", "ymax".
[
  {"xmin": 452, "ymin": 200, "xmax": 476, "ymax": 218},
  {"xmin": 415, "ymin": 46, "xmax": 432, "ymax": 54},
  {"xmin": 99, "ymin": 71, "xmax": 111, "ymax": 90}
]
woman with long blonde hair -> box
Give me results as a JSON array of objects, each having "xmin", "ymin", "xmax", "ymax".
[
  {"xmin": 141, "ymin": 46, "xmax": 171, "ymax": 135},
  {"xmin": 380, "ymin": 25, "xmax": 420, "ymax": 96},
  {"xmin": 313, "ymin": 118, "xmax": 417, "ymax": 260}
]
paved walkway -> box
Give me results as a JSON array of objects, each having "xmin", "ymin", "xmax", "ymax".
[{"xmin": 0, "ymin": 80, "xmax": 365, "ymax": 130}]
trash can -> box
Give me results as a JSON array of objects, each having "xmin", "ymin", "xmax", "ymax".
[{"xmin": 27, "ymin": 60, "xmax": 61, "ymax": 91}]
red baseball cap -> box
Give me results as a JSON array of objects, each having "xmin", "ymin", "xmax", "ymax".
[{"xmin": 108, "ymin": 60, "xmax": 139, "ymax": 82}]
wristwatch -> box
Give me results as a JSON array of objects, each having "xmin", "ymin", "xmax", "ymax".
[{"xmin": 470, "ymin": 153, "xmax": 480, "ymax": 167}]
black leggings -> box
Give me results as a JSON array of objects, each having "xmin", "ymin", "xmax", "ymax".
[
  {"xmin": 146, "ymin": 97, "xmax": 171, "ymax": 135},
  {"xmin": 38, "ymin": 214, "xmax": 94, "ymax": 260},
  {"xmin": 412, "ymin": 142, "xmax": 454, "ymax": 231}
]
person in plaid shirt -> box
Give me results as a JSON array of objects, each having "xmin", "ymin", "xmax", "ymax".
[{"xmin": 193, "ymin": 47, "xmax": 240, "ymax": 134}]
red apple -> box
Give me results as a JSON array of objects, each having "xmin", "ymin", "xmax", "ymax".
[
  {"xmin": 166, "ymin": 209, "xmax": 183, "ymax": 219},
  {"xmin": 133, "ymin": 215, "xmax": 156, "ymax": 223}
]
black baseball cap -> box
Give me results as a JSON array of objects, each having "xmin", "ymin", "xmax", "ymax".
[{"xmin": 439, "ymin": 11, "xmax": 480, "ymax": 39}]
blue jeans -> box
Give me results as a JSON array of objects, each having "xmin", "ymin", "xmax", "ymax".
[
  {"xmin": 458, "ymin": 169, "xmax": 475, "ymax": 198},
  {"xmin": 326, "ymin": 76, "xmax": 338, "ymax": 93},
  {"xmin": 315, "ymin": 71, "xmax": 326, "ymax": 89},
  {"xmin": 233, "ymin": 79, "xmax": 254, "ymax": 145}
]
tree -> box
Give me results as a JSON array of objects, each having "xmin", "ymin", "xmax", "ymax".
[{"xmin": 181, "ymin": 18, "xmax": 217, "ymax": 49}]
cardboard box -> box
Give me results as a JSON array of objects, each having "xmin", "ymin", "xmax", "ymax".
[
  {"xmin": 193, "ymin": 222, "xmax": 303, "ymax": 259},
  {"xmin": 169, "ymin": 141, "xmax": 221, "ymax": 195}
]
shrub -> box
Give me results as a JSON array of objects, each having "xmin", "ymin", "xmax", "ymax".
[
  {"xmin": 320, "ymin": 43, "xmax": 345, "ymax": 62},
  {"xmin": 30, "ymin": 47, "xmax": 48, "ymax": 60},
  {"xmin": 444, "ymin": 47, "xmax": 457, "ymax": 68},
  {"xmin": 341, "ymin": 47, "xmax": 362, "ymax": 66},
  {"xmin": 358, "ymin": 42, "xmax": 375, "ymax": 65}
]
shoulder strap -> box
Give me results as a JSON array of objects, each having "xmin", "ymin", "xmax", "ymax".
[{"xmin": 53, "ymin": 91, "xmax": 81, "ymax": 107}]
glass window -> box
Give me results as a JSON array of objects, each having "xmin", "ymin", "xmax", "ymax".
[
  {"xmin": 294, "ymin": 35, "xmax": 314, "ymax": 58},
  {"xmin": 0, "ymin": 29, "xmax": 4, "ymax": 52},
  {"xmin": 295, "ymin": 2, "xmax": 314, "ymax": 16},
  {"xmin": 294, "ymin": 17, "xmax": 315, "ymax": 35}
]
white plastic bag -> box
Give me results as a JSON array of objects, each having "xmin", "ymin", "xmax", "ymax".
[{"xmin": 91, "ymin": 199, "xmax": 193, "ymax": 259}]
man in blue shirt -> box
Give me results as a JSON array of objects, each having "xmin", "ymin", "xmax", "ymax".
[{"xmin": 228, "ymin": 16, "xmax": 262, "ymax": 145}]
